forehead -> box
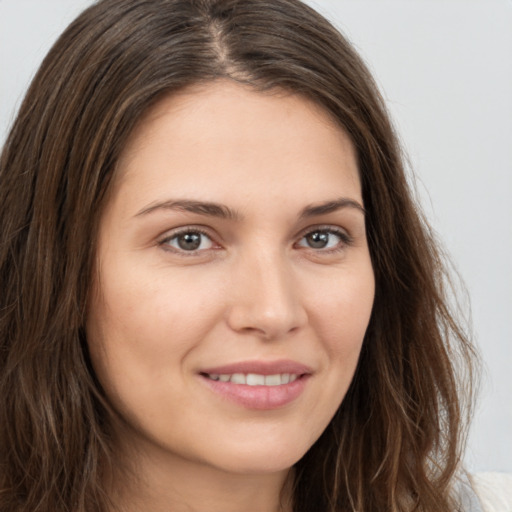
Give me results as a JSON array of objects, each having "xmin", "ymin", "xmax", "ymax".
[{"xmin": 111, "ymin": 80, "xmax": 361, "ymax": 215}]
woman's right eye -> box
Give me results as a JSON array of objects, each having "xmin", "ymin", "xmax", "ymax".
[{"xmin": 160, "ymin": 230, "xmax": 215, "ymax": 253}]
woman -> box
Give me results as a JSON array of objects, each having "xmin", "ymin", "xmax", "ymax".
[{"xmin": 0, "ymin": 0, "xmax": 508, "ymax": 511}]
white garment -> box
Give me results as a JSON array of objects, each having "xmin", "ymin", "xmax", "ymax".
[{"xmin": 470, "ymin": 473, "xmax": 512, "ymax": 512}]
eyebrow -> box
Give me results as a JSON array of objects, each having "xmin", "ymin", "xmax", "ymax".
[
  {"xmin": 135, "ymin": 199, "xmax": 241, "ymax": 220},
  {"xmin": 299, "ymin": 197, "xmax": 365, "ymax": 218},
  {"xmin": 135, "ymin": 197, "xmax": 365, "ymax": 220}
]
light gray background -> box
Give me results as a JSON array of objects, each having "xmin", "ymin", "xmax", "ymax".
[{"xmin": 1, "ymin": 0, "xmax": 511, "ymax": 472}]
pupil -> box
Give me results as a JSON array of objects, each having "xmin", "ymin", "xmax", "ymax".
[
  {"xmin": 178, "ymin": 232, "xmax": 201, "ymax": 250},
  {"xmin": 307, "ymin": 231, "xmax": 328, "ymax": 248}
]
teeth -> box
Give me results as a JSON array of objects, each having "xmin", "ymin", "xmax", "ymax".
[
  {"xmin": 206, "ymin": 372, "xmax": 300, "ymax": 386},
  {"xmin": 265, "ymin": 374, "xmax": 281, "ymax": 386},
  {"xmin": 230, "ymin": 373, "xmax": 246, "ymax": 384},
  {"xmin": 246, "ymin": 373, "xmax": 265, "ymax": 386}
]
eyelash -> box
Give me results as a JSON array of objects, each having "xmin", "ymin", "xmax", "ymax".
[
  {"xmin": 157, "ymin": 226, "xmax": 353, "ymax": 256},
  {"xmin": 158, "ymin": 227, "xmax": 217, "ymax": 256},
  {"xmin": 296, "ymin": 227, "xmax": 353, "ymax": 253}
]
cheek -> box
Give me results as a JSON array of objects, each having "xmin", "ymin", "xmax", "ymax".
[
  {"xmin": 89, "ymin": 260, "xmax": 215, "ymax": 342},
  {"xmin": 85, "ymin": 279, "xmax": 192, "ymax": 431},
  {"xmin": 314, "ymin": 266, "xmax": 374, "ymax": 345},
  {"xmin": 307, "ymin": 264, "xmax": 374, "ymax": 399},
  {"xmin": 85, "ymin": 261, "xmax": 228, "ymax": 396},
  {"xmin": 292, "ymin": 268, "xmax": 374, "ymax": 448}
]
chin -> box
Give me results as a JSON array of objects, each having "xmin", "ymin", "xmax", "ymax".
[{"xmin": 202, "ymin": 434, "xmax": 313, "ymax": 475}]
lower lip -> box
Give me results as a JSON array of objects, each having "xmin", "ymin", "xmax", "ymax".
[{"xmin": 200, "ymin": 375, "xmax": 310, "ymax": 410}]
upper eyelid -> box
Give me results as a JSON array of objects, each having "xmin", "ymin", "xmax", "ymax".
[
  {"xmin": 158, "ymin": 225, "xmax": 216, "ymax": 242},
  {"xmin": 295, "ymin": 224, "xmax": 352, "ymax": 241}
]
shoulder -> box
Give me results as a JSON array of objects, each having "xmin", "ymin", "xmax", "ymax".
[{"xmin": 469, "ymin": 472, "xmax": 512, "ymax": 512}]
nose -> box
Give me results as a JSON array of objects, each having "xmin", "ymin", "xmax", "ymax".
[{"xmin": 225, "ymin": 250, "xmax": 308, "ymax": 340}]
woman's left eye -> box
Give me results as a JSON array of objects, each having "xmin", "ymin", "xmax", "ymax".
[
  {"xmin": 161, "ymin": 230, "xmax": 214, "ymax": 252},
  {"xmin": 296, "ymin": 229, "xmax": 349, "ymax": 251}
]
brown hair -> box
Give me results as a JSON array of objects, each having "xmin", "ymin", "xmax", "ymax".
[{"xmin": 0, "ymin": 0, "xmax": 477, "ymax": 510}]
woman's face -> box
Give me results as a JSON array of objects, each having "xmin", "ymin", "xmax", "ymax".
[{"xmin": 87, "ymin": 81, "xmax": 375, "ymax": 476}]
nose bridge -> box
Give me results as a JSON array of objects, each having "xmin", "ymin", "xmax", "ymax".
[{"xmin": 226, "ymin": 245, "xmax": 307, "ymax": 339}]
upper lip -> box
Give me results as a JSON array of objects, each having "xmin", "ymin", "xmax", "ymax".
[{"xmin": 200, "ymin": 360, "xmax": 313, "ymax": 376}]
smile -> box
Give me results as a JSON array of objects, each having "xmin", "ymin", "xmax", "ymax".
[
  {"xmin": 199, "ymin": 360, "xmax": 312, "ymax": 410},
  {"xmin": 204, "ymin": 373, "xmax": 299, "ymax": 386}
]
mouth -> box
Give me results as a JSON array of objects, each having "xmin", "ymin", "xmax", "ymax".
[
  {"xmin": 198, "ymin": 360, "xmax": 312, "ymax": 410},
  {"xmin": 201, "ymin": 372, "xmax": 301, "ymax": 386}
]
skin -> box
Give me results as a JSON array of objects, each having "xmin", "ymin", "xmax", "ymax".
[{"xmin": 87, "ymin": 81, "xmax": 375, "ymax": 512}]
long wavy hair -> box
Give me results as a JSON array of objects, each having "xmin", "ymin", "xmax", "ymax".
[{"xmin": 0, "ymin": 0, "xmax": 478, "ymax": 510}]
